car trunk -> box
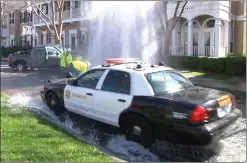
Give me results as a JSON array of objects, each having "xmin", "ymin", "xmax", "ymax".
[{"xmin": 156, "ymin": 86, "xmax": 236, "ymax": 124}]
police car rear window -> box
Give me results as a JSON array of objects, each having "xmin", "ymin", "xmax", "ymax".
[{"xmin": 144, "ymin": 70, "xmax": 193, "ymax": 94}]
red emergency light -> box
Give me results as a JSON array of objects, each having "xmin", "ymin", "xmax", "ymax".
[{"xmin": 104, "ymin": 58, "xmax": 141, "ymax": 64}]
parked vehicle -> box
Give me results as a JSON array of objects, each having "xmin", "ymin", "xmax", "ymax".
[
  {"xmin": 40, "ymin": 58, "xmax": 242, "ymax": 148},
  {"xmin": 8, "ymin": 44, "xmax": 66, "ymax": 72}
]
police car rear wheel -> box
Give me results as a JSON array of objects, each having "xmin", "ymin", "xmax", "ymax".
[
  {"xmin": 46, "ymin": 92, "xmax": 64, "ymax": 116},
  {"xmin": 122, "ymin": 114, "xmax": 154, "ymax": 148}
]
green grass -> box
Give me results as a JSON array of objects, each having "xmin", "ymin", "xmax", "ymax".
[
  {"xmin": 181, "ymin": 70, "xmax": 245, "ymax": 80},
  {"xmin": 1, "ymin": 93, "xmax": 115, "ymax": 162}
]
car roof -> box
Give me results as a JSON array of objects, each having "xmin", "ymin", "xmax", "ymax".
[{"xmin": 91, "ymin": 63, "xmax": 175, "ymax": 75}]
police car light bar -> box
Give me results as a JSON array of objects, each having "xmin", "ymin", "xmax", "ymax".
[{"xmin": 104, "ymin": 58, "xmax": 141, "ymax": 64}]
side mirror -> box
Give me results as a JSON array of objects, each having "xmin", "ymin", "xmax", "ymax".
[
  {"xmin": 68, "ymin": 79, "xmax": 76, "ymax": 86},
  {"xmin": 66, "ymin": 72, "xmax": 73, "ymax": 78},
  {"xmin": 56, "ymin": 52, "xmax": 59, "ymax": 56}
]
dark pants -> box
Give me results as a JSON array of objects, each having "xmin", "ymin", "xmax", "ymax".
[{"xmin": 60, "ymin": 66, "xmax": 68, "ymax": 78}]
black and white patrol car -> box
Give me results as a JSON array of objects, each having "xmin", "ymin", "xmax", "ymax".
[{"xmin": 40, "ymin": 58, "xmax": 242, "ymax": 147}]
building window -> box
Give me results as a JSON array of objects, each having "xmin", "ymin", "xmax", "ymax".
[
  {"xmin": 203, "ymin": 19, "xmax": 215, "ymax": 28},
  {"xmin": 35, "ymin": 38, "xmax": 37, "ymax": 46},
  {"xmin": 9, "ymin": 12, "xmax": 14, "ymax": 24},
  {"xmin": 64, "ymin": 1, "xmax": 70, "ymax": 10},
  {"xmin": 40, "ymin": 34, "xmax": 44, "ymax": 44},
  {"xmin": 47, "ymin": 33, "xmax": 51, "ymax": 43},
  {"xmin": 75, "ymin": 1, "xmax": 79, "ymax": 8},
  {"xmin": 37, "ymin": 5, "xmax": 41, "ymax": 15},
  {"xmin": 11, "ymin": 40, "xmax": 14, "ymax": 46},
  {"xmin": 20, "ymin": 11, "xmax": 25, "ymax": 23},
  {"xmin": 42, "ymin": 4, "xmax": 48, "ymax": 14},
  {"xmin": 230, "ymin": 20, "xmax": 234, "ymax": 53}
]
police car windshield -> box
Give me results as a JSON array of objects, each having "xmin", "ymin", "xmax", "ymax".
[{"xmin": 145, "ymin": 70, "xmax": 194, "ymax": 94}]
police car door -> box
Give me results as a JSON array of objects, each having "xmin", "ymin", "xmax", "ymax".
[
  {"xmin": 64, "ymin": 69, "xmax": 106, "ymax": 117},
  {"xmin": 94, "ymin": 70, "xmax": 133, "ymax": 127}
]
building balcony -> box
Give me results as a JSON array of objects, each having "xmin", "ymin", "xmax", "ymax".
[
  {"xmin": 169, "ymin": 46, "xmax": 227, "ymax": 57},
  {"xmin": 33, "ymin": 7, "xmax": 89, "ymax": 26}
]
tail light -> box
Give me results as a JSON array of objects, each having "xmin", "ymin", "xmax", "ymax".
[
  {"xmin": 8, "ymin": 56, "xmax": 11, "ymax": 63},
  {"xmin": 131, "ymin": 102, "xmax": 141, "ymax": 110},
  {"xmin": 189, "ymin": 106, "xmax": 209, "ymax": 123},
  {"xmin": 232, "ymin": 96, "xmax": 237, "ymax": 108}
]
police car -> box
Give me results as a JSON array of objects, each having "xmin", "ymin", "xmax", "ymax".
[{"xmin": 40, "ymin": 58, "xmax": 242, "ymax": 147}]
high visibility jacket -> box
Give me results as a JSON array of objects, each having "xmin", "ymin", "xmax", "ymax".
[
  {"xmin": 71, "ymin": 60, "xmax": 89, "ymax": 73},
  {"xmin": 59, "ymin": 52, "xmax": 73, "ymax": 67}
]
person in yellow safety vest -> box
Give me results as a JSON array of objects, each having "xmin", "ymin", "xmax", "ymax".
[
  {"xmin": 69, "ymin": 58, "xmax": 90, "ymax": 77},
  {"xmin": 59, "ymin": 48, "xmax": 73, "ymax": 77}
]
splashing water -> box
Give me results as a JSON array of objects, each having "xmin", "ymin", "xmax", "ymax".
[{"xmin": 84, "ymin": 1, "xmax": 159, "ymax": 66}]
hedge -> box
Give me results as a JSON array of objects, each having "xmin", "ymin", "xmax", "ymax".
[{"xmin": 167, "ymin": 56, "xmax": 246, "ymax": 76}]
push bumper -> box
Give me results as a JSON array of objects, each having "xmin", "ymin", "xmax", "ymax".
[{"xmin": 155, "ymin": 108, "xmax": 242, "ymax": 146}]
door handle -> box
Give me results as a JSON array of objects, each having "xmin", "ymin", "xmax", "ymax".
[
  {"xmin": 86, "ymin": 93, "xmax": 93, "ymax": 96},
  {"xmin": 118, "ymin": 99, "xmax": 126, "ymax": 102}
]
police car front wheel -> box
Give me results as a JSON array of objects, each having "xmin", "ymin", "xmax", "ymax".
[
  {"xmin": 121, "ymin": 114, "xmax": 155, "ymax": 148},
  {"xmin": 46, "ymin": 92, "xmax": 64, "ymax": 116}
]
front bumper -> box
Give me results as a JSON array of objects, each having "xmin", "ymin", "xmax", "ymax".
[
  {"xmin": 155, "ymin": 108, "xmax": 242, "ymax": 146},
  {"xmin": 40, "ymin": 89, "xmax": 46, "ymax": 102}
]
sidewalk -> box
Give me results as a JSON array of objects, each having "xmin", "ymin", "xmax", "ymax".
[{"xmin": 185, "ymin": 75, "xmax": 246, "ymax": 92}]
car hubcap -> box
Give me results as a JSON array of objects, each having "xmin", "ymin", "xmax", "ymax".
[
  {"xmin": 133, "ymin": 126, "xmax": 142, "ymax": 136},
  {"xmin": 51, "ymin": 99, "xmax": 56, "ymax": 106},
  {"xmin": 17, "ymin": 64, "xmax": 23, "ymax": 71}
]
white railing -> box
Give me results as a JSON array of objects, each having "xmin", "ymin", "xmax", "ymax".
[
  {"xmin": 204, "ymin": 46, "xmax": 215, "ymax": 57},
  {"xmin": 169, "ymin": 46, "xmax": 199, "ymax": 56},
  {"xmin": 192, "ymin": 46, "xmax": 198, "ymax": 56}
]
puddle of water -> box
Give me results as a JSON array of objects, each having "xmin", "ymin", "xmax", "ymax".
[{"xmin": 5, "ymin": 92, "xmax": 247, "ymax": 162}]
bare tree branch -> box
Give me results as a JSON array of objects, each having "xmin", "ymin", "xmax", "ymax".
[
  {"xmin": 29, "ymin": 1, "xmax": 54, "ymax": 26},
  {"xmin": 172, "ymin": 1, "xmax": 188, "ymax": 30},
  {"xmin": 171, "ymin": 1, "xmax": 181, "ymax": 30}
]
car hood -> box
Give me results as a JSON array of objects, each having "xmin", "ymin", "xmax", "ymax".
[
  {"xmin": 47, "ymin": 78, "xmax": 70, "ymax": 84},
  {"xmin": 156, "ymin": 86, "xmax": 232, "ymax": 105}
]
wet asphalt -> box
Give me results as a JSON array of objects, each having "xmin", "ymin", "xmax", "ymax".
[{"xmin": 1, "ymin": 62, "xmax": 246, "ymax": 162}]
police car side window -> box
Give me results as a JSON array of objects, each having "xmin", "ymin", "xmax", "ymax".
[
  {"xmin": 77, "ymin": 69, "xmax": 105, "ymax": 89},
  {"xmin": 101, "ymin": 70, "xmax": 130, "ymax": 94}
]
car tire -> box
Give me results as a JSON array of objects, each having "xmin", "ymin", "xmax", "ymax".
[
  {"xmin": 16, "ymin": 61, "xmax": 27, "ymax": 72},
  {"xmin": 45, "ymin": 92, "xmax": 64, "ymax": 116},
  {"xmin": 121, "ymin": 114, "xmax": 155, "ymax": 148}
]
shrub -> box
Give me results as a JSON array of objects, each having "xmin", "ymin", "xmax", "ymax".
[
  {"xmin": 167, "ymin": 56, "xmax": 246, "ymax": 76},
  {"xmin": 224, "ymin": 56, "xmax": 246, "ymax": 76}
]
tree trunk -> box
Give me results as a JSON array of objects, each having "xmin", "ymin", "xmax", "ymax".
[{"xmin": 55, "ymin": 37, "xmax": 62, "ymax": 44}]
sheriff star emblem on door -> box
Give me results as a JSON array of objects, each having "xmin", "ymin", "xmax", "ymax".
[{"xmin": 65, "ymin": 90, "xmax": 71, "ymax": 99}]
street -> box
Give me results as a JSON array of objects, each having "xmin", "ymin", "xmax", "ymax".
[{"xmin": 1, "ymin": 62, "xmax": 246, "ymax": 162}]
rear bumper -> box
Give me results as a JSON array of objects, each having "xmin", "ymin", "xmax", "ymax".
[
  {"xmin": 154, "ymin": 108, "xmax": 242, "ymax": 146},
  {"xmin": 8, "ymin": 62, "xmax": 15, "ymax": 68}
]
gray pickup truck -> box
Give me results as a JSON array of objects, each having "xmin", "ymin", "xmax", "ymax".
[{"xmin": 8, "ymin": 44, "xmax": 66, "ymax": 72}]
